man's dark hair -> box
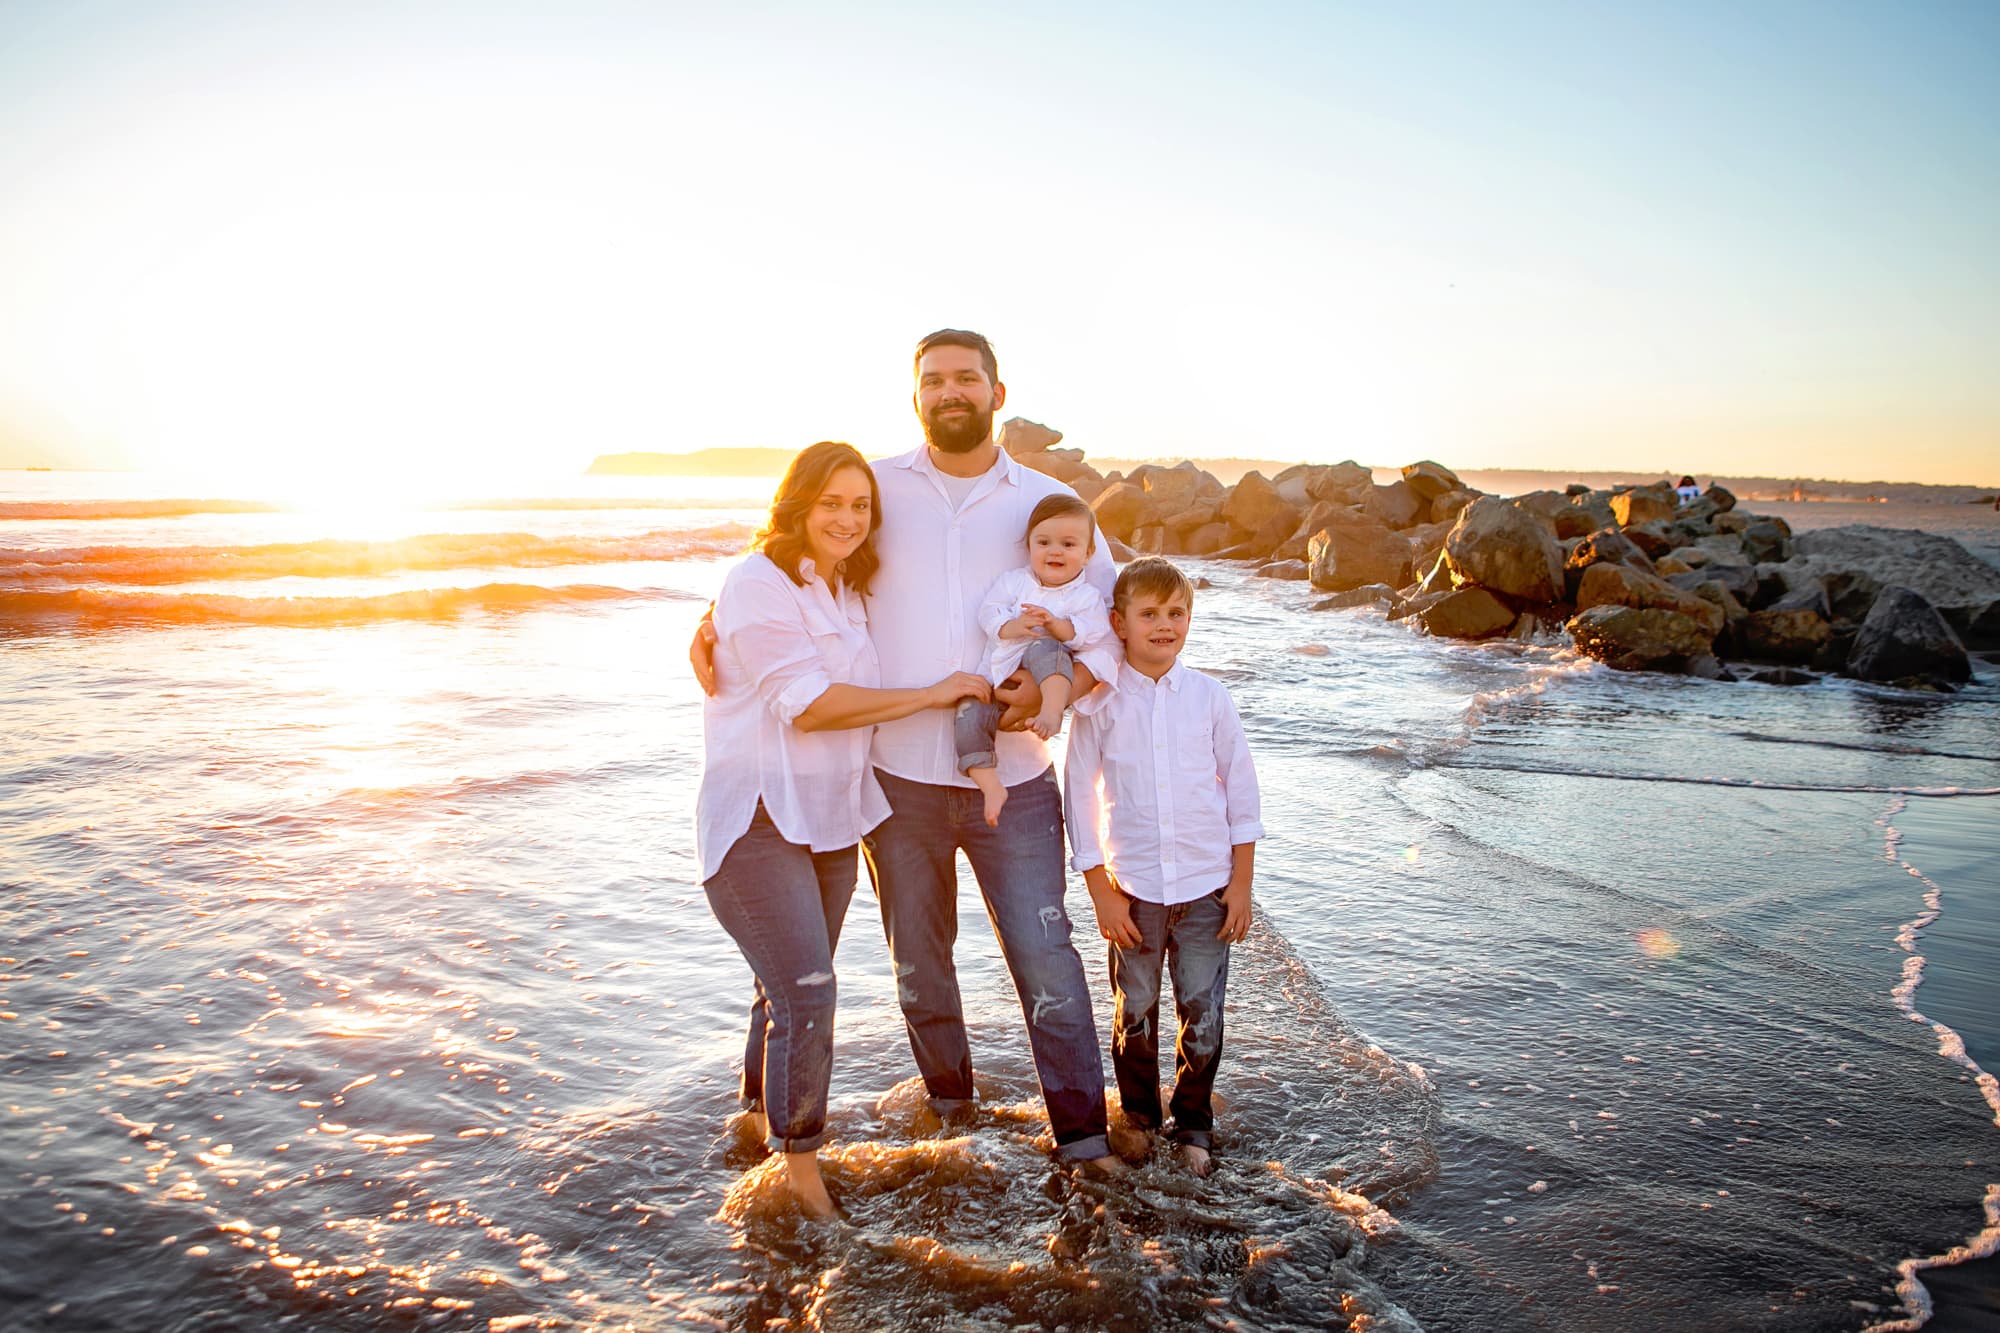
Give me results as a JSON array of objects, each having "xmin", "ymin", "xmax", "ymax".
[{"xmin": 913, "ymin": 329, "xmax": 998, "ymax": 385}]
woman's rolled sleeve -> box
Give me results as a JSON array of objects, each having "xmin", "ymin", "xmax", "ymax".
[{"xmin": 716, "ymin": 567, "xmax": 836, "ymax": 726}]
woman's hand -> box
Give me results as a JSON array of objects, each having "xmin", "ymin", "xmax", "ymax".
[{"xmin": 925, "ymin": 672, "xmax": 993, "ymax": 709}]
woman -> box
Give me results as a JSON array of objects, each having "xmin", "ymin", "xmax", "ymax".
[{"xmin": 695, "ymin": 440, "xmax": 989, "ymax": 1218}]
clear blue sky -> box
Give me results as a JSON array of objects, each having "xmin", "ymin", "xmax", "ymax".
[{"xmin": 1, "ymin": 0, "xmax": 1994, "ymax": 484}]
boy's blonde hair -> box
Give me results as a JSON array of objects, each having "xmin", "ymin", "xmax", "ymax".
[{"xmin": 1112, "ymin": 556, "xmax": 1193, "ymax": 613}]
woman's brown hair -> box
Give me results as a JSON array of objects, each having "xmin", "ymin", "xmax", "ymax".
[{"xmin": 756, "ymin": 441, "xmax": 883, "ymax": 596}]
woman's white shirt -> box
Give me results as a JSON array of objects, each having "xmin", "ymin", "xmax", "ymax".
[{"xmin": 696, "ymin": 552, "xmax": 891, "ymax": 880}]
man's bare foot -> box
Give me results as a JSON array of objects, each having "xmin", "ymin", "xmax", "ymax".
[
  {"xmin": 1178, "ymin": 1143, "xmax": 1214, "ymax": 1178},
  {"xmin": 1074, "ymin": 1152, "xmax": 1130, "ymax": 1178},
  {"xmin": 784, "ymin": 1150, "xmax": 841, "ymax": 1220},
  {"xmin": 968, "ymin": 766, "xmax": 1007, "ymax": 827}
]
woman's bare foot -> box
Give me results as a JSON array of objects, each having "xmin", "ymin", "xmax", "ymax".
[
  {"xmin": 1178, "ymin": 1143, "xmax": 1214, "ymax": 1178},
  {"xmin": 783, "ymin": 1150, "xmax": 841, "ymax": 1220},
  {"xmin": 969, "ymin": 765, "xmax": 1007, "ymax": 827}
]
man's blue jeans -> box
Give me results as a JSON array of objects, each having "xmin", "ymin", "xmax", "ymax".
[
  {"xmin": 1107, "ymin": 888, "xmax": 1231, "ymax": 1150},
  {"xmin": 702, "ymin": 805, "xmax": 856, "ymax": 1153},
  {"xmin": 863, "ymin": 765, "xmax": 1110, "ymax": 1160}
]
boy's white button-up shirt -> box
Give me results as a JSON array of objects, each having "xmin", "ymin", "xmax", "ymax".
[
  {"xmin": 1063, "ymin": 659, "xmax": 1264, "ymax": 905},
  {"xmin": 696, "ymin": 553, "xmax": 891, "ymax": 880},
  {"xmin": 867, "ymin": 445, "xmax": 1118, "ymax": 789}
]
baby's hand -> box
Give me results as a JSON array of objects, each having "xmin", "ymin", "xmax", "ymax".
[{"xmin": 1019, "ymin": 604, "xmax": 1051, "ymax": 634}]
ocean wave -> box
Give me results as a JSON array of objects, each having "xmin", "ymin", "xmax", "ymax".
[
  {"xmin": 0, "ymin": 498, "xmax": 285, "ymax": 520},
  {"xmin": 0, "ymin": 525, "xmax": 752, "ymax": 586},
  {"xmin": 1439, "ymin": 758, "xmax": 2000, "ymax": 798},
  {"xmin": 0, "ymin": 496, "xmax": 764, "ymax": 521},
  {"xmin": 0, "ymin": 582, "xmax": 696, "ymax": 630}
]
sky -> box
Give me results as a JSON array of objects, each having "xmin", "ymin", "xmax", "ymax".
[{"xmin": 1, "ymin": 0, "xmax": 1995, "ymax": 487}]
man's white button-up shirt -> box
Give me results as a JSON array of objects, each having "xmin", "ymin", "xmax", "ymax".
[
  {"xmin": 867, "ymin": 445, "xmax": 1118, "ymax": 789},
  {"xmin": 1063, "ymin": 659, "xmax": 1263, "ymax": 905}
]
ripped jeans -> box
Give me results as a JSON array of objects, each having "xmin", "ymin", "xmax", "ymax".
[
  {"xmin": 703, "ymin": 804, "xmax": 856, "ymax": 1153},
  {"xmin": 864, "ymin": 765, "xmax": 1109, "ymax": 1160},
  {"xmin": 1107, "ymin": 887, "xmax": 1231, "ymax": 1149}
]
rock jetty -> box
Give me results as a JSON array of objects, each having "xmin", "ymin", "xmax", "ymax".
[{"xmin": 999, "ymin": 417, "xmax": 1995, "ymax": 692}]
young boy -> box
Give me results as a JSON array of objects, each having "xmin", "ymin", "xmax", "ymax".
[{"xmin": 1063, "ymin": 557, "xmax": 1262, "ymax": 1175}]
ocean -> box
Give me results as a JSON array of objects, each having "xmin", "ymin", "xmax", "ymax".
[{"xmin": 3, "ymin": 470, "xmax": 1996, "ymax": 1332}]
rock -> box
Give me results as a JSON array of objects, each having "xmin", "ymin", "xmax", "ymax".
[
  {"xmin": 1703, "ymin": 484, "xmax": 1737, "ymax": 513},
  {"xmin": 1741, "ymin": 520, "xmax": 1792, "ymax": 564},
  {"xmin": 1406, "ymin": 519, "xmax": 1452, "ymax": 574},
  {"xmin": 1444, "ymin": 496, "xmax": 1565, "ymax": 602},
  {"xmin": 1845, "ymin": 586, "xmax": 1972, "ymax": 688},
  {"xmin": 1694, "ymin": 533, "xmax": 1750, "ymax": 567},
  {"xmin": 1182, "ymin": 522, "xmax": 1236, "ymax": 556},
  {"xmin": 1791, "ymin": 526, "xmax": 2000, "ymax": 647},
  {"xmin": 1512, "ymin": 490, "xmax": 1572, "ymax": 530},
  {"xmin": 1308, "ymin": 512, "xmax": 1414, "ymax": 592},
  {"xmin": 1742, "ymin": 665, "xmax": 1816, "ymax": 686},
  {"xmin": 1508, "ymin": 612, "xmax": 1547, "ymax": 641},
  {"xmin": 1713, "ymin": 511, "xmax": 1749, "ymax": 535},
  {"xmin": 1132, "ymin": 462, "xmax": 1207, "ymax": 508},
  {"xmin": 1255, "ymin": 559, "xmax": 1311, "ymax": 581},
  {"xmin": 1751, "ymin": 563, "xmax": 1791, "ymax": 609},
  {"xmin": 1655, "ymin": 555, "xmax": 1694, "ymax": 576},
  {"xmin": 1417, "ymin": 587, "xmax": 1517, "ymax": 639},
  {"xmin": 1740, "ymin": 587, "xmax": 1834, "ymax": 663},
  {"xmin": 1610, "ymin": 484, "xmax": 1679, "ymax": 528},
  {"xmin": 1400, "ymin": 460, "xmax": 1465, "ymax": 502},
  {"xmin": 1669, "ymin": 564, "xmax": 1757, "ymax": 607},
  {"xmin": 1129, "ymin": 524, "xmax": 1175, "ymax": 554},
  {"xmin": 1363, "ymin": 480, "xmax": 1424, "ymax": 530},
  {"xmin": 997, "ymin": 417, "xmax": 1063, "ymax": 454},
  {"xmin": 1305, "ymin": 460, "xmax": 1375, "ymax": 504},
  {"xmin": 1575, "ymin": 562, "xmax": 1724, "ymax": 637},
  {"xmin": 1272, "ymin": 466, "xmax": 1315, "ymax": 509},
  {"xmin": 1567, "ymin": 605, "xmax": 1715, "ymax": 672},
  {"xmin": 1565, "ymin": 483, "xmax": 1593, "ymax": 497},
  {"xmin": 1552, "ymin": 506, "xmax": 1599, "ymax": 541},
  {"xmin": 1388, "ymin": 589, "xmax": 1451, "ymax": 622},
  {"xmin": 1566, "ymin": 492, "xmax": 1618, "ymax": 535},
  {"xmin": 1105, "ymin": 535, "xmax": 1137, "ymax": 563},
  {"xmin": 1016, "ymin": 447, "xmax": 1094, "ymax": 483},
  {"xmin": 1670, "ymin": 546, "xmax": 1712, "ymax": 569},
  {"xmin": 1221, "ymin": 471, "xmax": 1301, "ymax": 537},
  {"xmin": 1071, "ymin": 473, "xmax": 1108, "ymax": 504},
  {"xmin": 1684, "ymin": 653, "xmax": 1737, "ymax": 681},
  {"xmin": 1568, "ymin": 526, "xmax": 1657, "ymax": 575},
  {"xmin": 1414, "ymin": 550, "xmax": 1454, "ymax": 594},
  {"xmin": 1312, "ymin": 583, "xmax": 1400, "ymax": 612},
  {"xmin": 1090, "ymin": 482, "xmax": 1148, "ymax": 542},
  {"xmin": 1622, "ymin": 522, "xmax": 1676, "ymax": 559},
  {"xmin": 1427, "ymin": 488, "xmax": 1477, "ymax": 526}
]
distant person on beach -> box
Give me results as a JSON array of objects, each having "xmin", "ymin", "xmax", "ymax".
[
  {"xmin": 956, "ymin": 492, "xmax": 1114, "ymax": 826},
  {"xmin": 695, "ymin": 440, "xmax": 991, "ymax": 1217},
  {"xmin": 692, "ymin": 330, "xmax": 1127, "ymax": 1174},
  {"xmin": 1675, "ymin": 475, "xmax": 1702, "ymax": 505},
  {"xmin": 1065, "ymin": 556, "xmax": 1263, "ymax": 1177}
]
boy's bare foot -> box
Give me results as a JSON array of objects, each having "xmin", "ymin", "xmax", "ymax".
[
  {"xmin": 1074, "ymin": 1152, "xmax": 1130, "ymax": 1178},
  {"xmin": 968, "ymin": 766, "xmax": 1007, "ymax": 827},
  {"xmin": 784, "ymin": 1150, "xmax": 842, "ymax": 1220},
  {"xmin": 1178, "ymin": 1143, "xmax": 1214, "ymax": 1178}
]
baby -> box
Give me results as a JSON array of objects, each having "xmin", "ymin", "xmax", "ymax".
[{"xmin": 955, "ymin": 494, "xmax": 1113, "ymax": 826}]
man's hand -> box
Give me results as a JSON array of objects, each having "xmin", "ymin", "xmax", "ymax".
[
  {"xmin": 994, "ymin": 668, "xmax": 1041, "ymax": 731},
  {"xmin": 1084, "ymin": 868, "xmax": 1143, "ymax": 948},
  {"xmin": 1217, "ymin": 877, "xmax": 1252, "ymax": 943},
  {"xmin": 690, "ymin": 606, "xmax": 719, "ymax": 696}
]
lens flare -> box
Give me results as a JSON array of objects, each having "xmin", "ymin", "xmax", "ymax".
[
  {"xmin": 1403, "ymin": 845, "xmax": 1420, "ymax": 864},
  {"xmin": 1637, "ymin": 928, "xmax": 1681, "ymax": 959}
]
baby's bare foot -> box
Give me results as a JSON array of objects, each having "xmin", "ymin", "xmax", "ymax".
[{"xmin": 1031, "ymin": 703, "xmax": 1064, "ymax": 740}]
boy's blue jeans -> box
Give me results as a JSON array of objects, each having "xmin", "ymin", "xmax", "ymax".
[
  {"xmin": 863, "ymin": 764, "xmax": 1110, "ymax": 1160},
  {"xmin": 1107, "ymin": 888, "xmax": 1231, "ymax": 1149},
  {"xmin": 954, "ymin": 636, "xmax": 1074, "ymax": 772},
  {"xmin": 702, "ymin": 804, "xmax": 856, "ymax": 1153}
]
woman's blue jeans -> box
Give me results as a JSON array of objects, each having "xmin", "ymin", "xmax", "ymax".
[{"xmin": 703, "ymin": 805, "xmax": 856, "ymax": 1153}]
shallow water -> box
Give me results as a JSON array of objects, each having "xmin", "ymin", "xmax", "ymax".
[{"xmin": 3, "ymin": 473, "xmax": 1996, "ymax": 1331}]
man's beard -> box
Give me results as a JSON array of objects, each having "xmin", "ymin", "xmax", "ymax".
[{"xmin": 922, "ymin": 399, "xmax": 994, "ymax": 454}]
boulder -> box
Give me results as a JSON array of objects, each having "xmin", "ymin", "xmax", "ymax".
[
  {"xmin": 1575, "ymin": 562, "xmax": 1724, "ymax": 637},
  {"xmin": 1741, "ymin": 520, "xmax": 1791, "ymax": 564},
  {"xmin": 1128, "ymin": 524, "xmax": 1176, "ymax": 554},
  {"xmin": 1621, "ymin": 522, "xmax": 1676, "ymax": 559},
  {"xmin": 1132, "ymin": 462, "xmax": 1208, "ymax": 508},
  {"xmin": 1427, "ymin": 488, "xmax": 1477, "ymax": 526},
  {"xmin": 1221, "ymin": 471, "xmax": 1301, "ymax": 537},
  {"xmin": 1388, "ymin": 589, "xmax": 1452, "ymax": 622},
  {"xmin": 1791, "ymin": 526, "xmax": 2000, "ymax": 647},
  {"xmin": 1400, "ymin": 460, "xmax": 1465, "ymax": 502},
  {"xmin": 1312, "ymin": 583, "xmax": 1400, "ymax": 612},
  {"xmin": 1694, "ymin": 533, "xmax": 1750, "ymax": 567},
  {"xmin": 1684, "ymin": 653, "xmax": 1737, "ymax": 681},
  {"xmin": 1669, "ymin": 564, "xmax": 1757, "ymax": 608},
  {"xmin": 1255, "ymin": 559, "xmax": 1311, "ymax": 581},
  {"xmin": 1017, "ymin": 447, "xmax": 1093, "ymax": 484},
  {"xmin": 1090, "ymin": 482, "xmax": 1148, "ymax": 542},
  {"xmin": 1845, "ymin": 586, "xmax": 1972, "ymax": 689},
  {"xmin": 1362, "ymin": 480, "xmax": 1424, "ymax": 530},
  {"xmin": 1654, "ymin": 555, "xmax": 1695, "ymax": 576},
  {"xmin": 1182, "ymin": 522, "xmax": 1236, "ymax": 556},
  {"xmin": 1567, "ymin": 605, "xmax": 1715, "ymax": 672},
  {"xmin": 1406, "ymin": 519, "xmax": 1453, "ymax": 574},
  {"xmin": 1610, "ymin": 484, "xmax": 1679, "ymax": 528},
  {"xmin": 1713, "ymin": 511, "xmax": 1750, "ymax": 535},
  {"xmin": 1417, "ymin": 587, "xmax": 1517, "ymax": 640},
  {"xmin": 1740, "ymin": 587, "xmax": 1834, "ymax": 664},
  {"xmin": 1308, "ymin": 513, "xmax": 1414, "ymax": 592},
  {"xmin": 1568, "ymin": 526, "xmax": 1657, "ymax": 575},
  {"xmin": 1305, "ymin": 460, "xmax": 1375, "ymax": 504},
  {"xmin": 1071, "ymin": 473, "xmax": 1108, "ymax": 504},
  {"xmin": 1272, "ymin": 466, "xmax": 1315, "ymax": 509},
  {"xmin": 997, "ymin": 417, "xmax": 1063, "ymax": 454},
  {"xmin": 1445, "ymin": 496, "xmax": 1565, "ymax": 602},
  {"xmin": 1566, "ymin": 492, "xmax": 1618, "ymax": 535},
  {"xmin": 1565, "ymin": 483, "xmax": 1592, "ymax": 497}
]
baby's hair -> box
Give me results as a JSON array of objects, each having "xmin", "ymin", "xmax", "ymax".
[
  {"xmin": 1025, "ymin": 493, "xmax": 1096, "ymax": 549},
  {"xmin": 1113, "ymin": 556, "xmax": 1194, "ymax": 613}
]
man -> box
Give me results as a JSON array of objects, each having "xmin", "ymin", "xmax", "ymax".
[{"xmin": 693, "ymin": 329, "xmax": 1121, "ymax": 1169}]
